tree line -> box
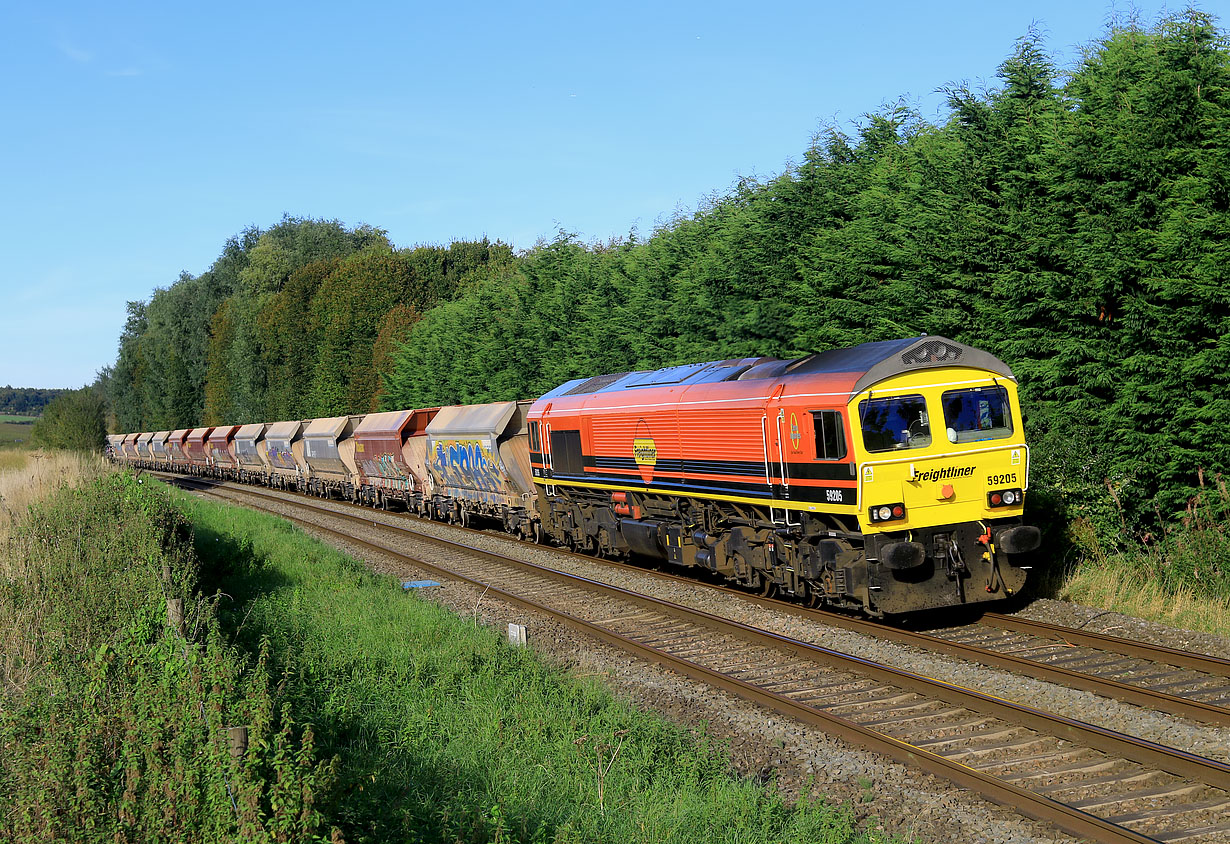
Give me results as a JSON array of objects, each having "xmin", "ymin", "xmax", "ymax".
[
  {"xmin": 103, "ymin": 11, "xmax": 1230, "ymax": 543},
  {"xmin": 0, "ymin": 387, "xmax": 67, "ymax": 416},
  {"xmin": 98, "ymin": 216, "xmax": 514, "ymax": 433}
]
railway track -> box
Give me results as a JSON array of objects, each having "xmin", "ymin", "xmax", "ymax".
[
  {"xmin": 164, "ymin": 474, "xmax": 1230, "ymax": 843},
  {"xmin": 157, "ymin": 473, "xmax": 1230, "ymax": 728}
]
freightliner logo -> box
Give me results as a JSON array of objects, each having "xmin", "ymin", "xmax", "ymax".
[{"xmin": 914, "ymin": 465, "xmax": 975, "ymax": 483}]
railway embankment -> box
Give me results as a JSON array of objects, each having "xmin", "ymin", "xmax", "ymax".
[{"xmin": 0, "ymin": 457, "xmax": 891, "ymax": 843}]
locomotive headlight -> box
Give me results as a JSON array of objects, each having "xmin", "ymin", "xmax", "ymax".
[
  {"xmin": 987, "ymin": 488, "xmax": 1023, "ymax": 508},
  {"xmin": 869, "ymin": 503, "xmax": 906, "ymax": 523}
]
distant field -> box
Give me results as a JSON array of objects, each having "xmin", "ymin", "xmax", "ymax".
[
  {"xmin": 0, "ymin": 421, "xmax": 34, "ymax": 448},
  {"xmin": 0, "ymin": 414, "xmax": 36, "ymax": 424}
]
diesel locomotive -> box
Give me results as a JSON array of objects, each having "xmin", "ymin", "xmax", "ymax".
[{"xmin": 111, "ymin": 335, "xmax": 1040, "ymax": 617}]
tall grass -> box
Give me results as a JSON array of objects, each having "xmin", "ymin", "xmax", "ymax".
[
  {"xmin": 180, "ymin": 488, "xmax": 896, "ymax": 844},
  {"xmin": 0, "ymin": 449, "xmax": 110, "ymax": 547},
  {"xmin": 0, "ymin": 472, "xmax": 334, "ymax": 842},
  {"xmin": 1058, "ymin": 471, "xmax": 1230, "ymax": 638}
]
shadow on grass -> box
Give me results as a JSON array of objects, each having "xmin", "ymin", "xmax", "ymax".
[{"xmin": 190, "ymin": 517, "xmax": 565, "ymax": 844}]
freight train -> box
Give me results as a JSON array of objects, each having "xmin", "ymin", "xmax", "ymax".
[{"xmin": 111, "ymin": 335, "xmax": 1041, "ymax": 616}]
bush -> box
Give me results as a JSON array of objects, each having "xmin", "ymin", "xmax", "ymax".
[{"xmin": 30, "ymin": 387, "xmax": 107, "ymax": 452}]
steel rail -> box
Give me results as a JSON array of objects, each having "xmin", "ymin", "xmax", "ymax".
[
  {"xmin": 158, "ymin": 472, "xmax": 1230, "ymax": 727},
  {"xmin": 979, "ymin": 613, "xmax": 1230, "ymax": 678},
  {"xmin": 174, "ymin": 477, "xmax": 1227, "ymax": 844}
]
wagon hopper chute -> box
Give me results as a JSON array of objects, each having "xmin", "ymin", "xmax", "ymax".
[
  {"xmin": 352, "ymin": 408, "xmax": 439, "ymax": 511},
  {"xmin": 425, "ymin": 401, "xmax": 537, "ymax": 536}
]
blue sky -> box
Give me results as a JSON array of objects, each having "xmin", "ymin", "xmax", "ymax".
[{"xmin": 0, "ymin": 1, "xmax": 1196, "ymax": 388}]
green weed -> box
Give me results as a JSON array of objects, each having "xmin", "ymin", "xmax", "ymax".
[
  {"xmin": 0, "ymin": 472, "xmax": 334, "ymax": 842},
  {"xmin": 179, "ymin": 487, "xmax": 901, "ymax": 844}
]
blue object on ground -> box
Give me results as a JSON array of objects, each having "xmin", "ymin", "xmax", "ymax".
[{"xmin": 403, "ymin": 580, "xmax": 441, "ymax": 589}]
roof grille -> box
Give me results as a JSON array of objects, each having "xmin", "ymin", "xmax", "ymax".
[
  {"xmin": 563, "ymin": 371, "xmax": 630, "ymax": 396},
  {"xmin": 902, "ymin": 339, "xmax": 963, "ymax": 365}
]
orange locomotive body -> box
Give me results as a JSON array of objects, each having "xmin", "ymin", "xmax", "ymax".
[{"xmin": 528, "ymin": 337, "xmax": 1039, "ymax": 616}]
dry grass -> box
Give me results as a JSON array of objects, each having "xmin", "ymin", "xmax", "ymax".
[
  {"xmin": 1059, "ymin": 563, "xmax": 1230, "ymax": 639},
  {"xmin": 0, "ymin": 450, "xmax": 31, "ymax": 473},
  {"xmin": 0, "ymin": 450, "xmax": 112, "ymax": 549},
  {"xmin": 1055, "ymin": 478, "xmax": 1230, "ymax": 640}
]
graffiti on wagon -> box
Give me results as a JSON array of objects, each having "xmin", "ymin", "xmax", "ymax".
[{"xmin": 431, "ymin": 439, "xmax": 507, "ymax": 498}]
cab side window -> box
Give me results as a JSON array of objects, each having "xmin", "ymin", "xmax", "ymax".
[
  {"xmin": 528, "ymin": 421, "xmax": 541, "ymax": 452},
  {"xmin": 812, "ymin": 410, "xmax": 847, "ymax": 460}
]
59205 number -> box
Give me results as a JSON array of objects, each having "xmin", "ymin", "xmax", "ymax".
[{"xmin": 986, "ymin": 473, "xmax": 1018, "ymax": 486}]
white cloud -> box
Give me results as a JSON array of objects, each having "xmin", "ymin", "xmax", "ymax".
[{"xmin": 57, "ymin": 40, "xmax": 93, "ymax": 63}]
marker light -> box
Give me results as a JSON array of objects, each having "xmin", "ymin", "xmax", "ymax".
[
  {"xmin": 987, "ymin": 488, "xmax": 1023, "ymax": 508},
  {"xmin": 869, "ymin": 503, "xmax": 907, "ymax": 523}
]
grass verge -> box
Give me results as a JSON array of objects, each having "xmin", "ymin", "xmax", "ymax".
[
  {"xmin": 0, "ymin": 450, "xmax": 112, "ymax": 547},
  {"xmin": 0, "ymin": 471, "xmax": 332, "ymax": 842},
  {"xmin": 178, "ymin": 485, "xmax": 897, "ymax": 844},
  {"xmin": 1040, "ymin": 475, "xmax": 1230, "ymax": 638}
]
